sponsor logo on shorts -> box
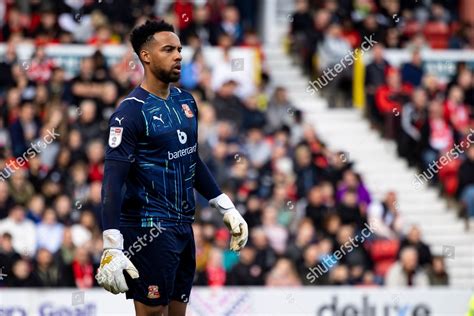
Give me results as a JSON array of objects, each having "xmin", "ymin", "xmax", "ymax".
[{"xmin": 147, "ymin": 285, "xmax": 160, "ymax": 299}]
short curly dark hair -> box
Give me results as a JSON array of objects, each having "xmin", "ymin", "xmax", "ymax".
[{"xmin": 130, "ymin": 20, "xmax": 175, "ymax": 58}]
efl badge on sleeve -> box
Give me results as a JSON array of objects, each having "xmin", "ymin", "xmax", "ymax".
[
  {"xmin": 108, "ymin": 127, "xmax": 123, "ymax": 148},
  {"xmin": 182, "ymin": 104, "xmax": 194, "ymax": 118},
  {"xmin": 147, "ymin": 285, "xmax": 160, "ymax": 299}
]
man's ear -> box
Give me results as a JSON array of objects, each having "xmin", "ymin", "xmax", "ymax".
[{"xmin": 140, "ymin": 49, "xmax": 150, "ymax": 64}]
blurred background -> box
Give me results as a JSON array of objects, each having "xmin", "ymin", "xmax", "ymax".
[{"xmin": 0, "ymin": 0, "xmax": 473, "ymax": 315}]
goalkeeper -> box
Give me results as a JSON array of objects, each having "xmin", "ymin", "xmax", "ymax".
[{"xmin": 96, "ymin": 20, "xmax": 248, "ymax": 316}]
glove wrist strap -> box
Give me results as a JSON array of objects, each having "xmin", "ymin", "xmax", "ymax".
[
  {"xmin": 209, "ymin": 193, "xmax": 235, "ymax": 215},
  {"xmin": 103, "ymin": 229, "xmax": 124, "ymax": 250}
]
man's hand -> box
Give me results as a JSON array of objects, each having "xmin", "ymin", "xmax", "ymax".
[
  {"xmin": 95, "ymin": 229, "xmax": 139, "ymax": 294},
  {"xmin": 209, "ymin": 194, "xmax": 248, "ymax": 251}
]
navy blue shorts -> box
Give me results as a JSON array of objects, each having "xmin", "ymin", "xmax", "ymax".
[{"xmin": 121, "ymin": 223, "xmax": 195, "ymax": 306}]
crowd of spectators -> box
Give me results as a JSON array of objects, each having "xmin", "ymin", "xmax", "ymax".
[
  {"xmin": 364, "ymin": 41, "xmax": 474, "ymax": 223},
  {"xmin": 288, "ymin": 0, "xmax": 457, "ymax": 286},
  {"xmin": 289, "ymin": 0, "xmax": 464, "ymax": 107},
  {"xmin": 0, "ymin": 0, "xmax": 449, "ymax": 290}
]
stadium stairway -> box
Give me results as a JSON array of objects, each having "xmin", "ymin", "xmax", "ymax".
[{"xmin": 264, "ymin": 46, "xmax": 474, "ymax": 288}]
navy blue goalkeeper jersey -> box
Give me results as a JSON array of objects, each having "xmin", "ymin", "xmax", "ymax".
[{"xmin": 105, "ymin": 86, "xmax": 198, "ymax": 227}]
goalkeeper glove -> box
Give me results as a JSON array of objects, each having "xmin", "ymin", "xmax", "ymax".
[
  {"xmin": 209, "ymin": 193, "xmax": 248, "ymax": 252},
  {"xmin": 95, "ymin": 229, "xmax": 139, "ymax": 294}
]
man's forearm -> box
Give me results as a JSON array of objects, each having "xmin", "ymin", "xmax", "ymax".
[{"xmin": 193, "ymin": 155, "xmax": 222, "ymax": 200}]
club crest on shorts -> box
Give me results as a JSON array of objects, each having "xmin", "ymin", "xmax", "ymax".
[
  {"xmin": 108, "ymin": 127, "xmax": 123, "ymax": 148},
  {"xmin": 147, "ymin": 285, "xmax": 160, "ymax": 299},
  {"xmin": 182, "ymin": 104, "xmax": 194, "ymax": 118}
]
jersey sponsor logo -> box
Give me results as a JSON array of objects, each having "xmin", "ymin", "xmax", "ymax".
[
  {"xmin": 182, "ymin": 104, "xmax": 194, "ymax": 118},
  {"xmin": 152, "ymin": 114, "xmax": 164, "ymax": 124},
  {"xmin": 177, "ymin": 129, "xmax": 187, "ymax": 144},
  {"xmin": 168, "ymin": 143, "xmax": 197, "ymax": 160},
  {"xmin": 108, "ymin": 127, "xmax": 123, "ymax": 148},
  {"xmin": 147, "ymin": 285, "xmax": 160, "ymax": 299}
]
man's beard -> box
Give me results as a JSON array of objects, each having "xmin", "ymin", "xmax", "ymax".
[{"xmin": 154, "ymin": 67, "xmax": 180, "ymax": 83}]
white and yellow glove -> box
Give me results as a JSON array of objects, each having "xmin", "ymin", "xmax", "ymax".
[
  {"xmin": 209, "ymin": 193, "xmax": 248, "ymax": 252},
  {"xmin": 95, "ymin": 229, "xmax": 139, "ymax": 294}
]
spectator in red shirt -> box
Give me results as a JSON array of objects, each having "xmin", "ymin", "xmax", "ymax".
[
  {"xmin": 27, "ymin": 46, "xmax": 56, "ymax": 84},
  {"xmin": 66, "ymin": 246, "xmax": 95, "ymax": 289},
  {"xmin": 375, "ymin": 67, "xmax": 413, "ymax": 138},
  {"xmin": 419, "ymin": 99, "xmax": 454, "ymax": 178},
  {"xmin": 444, "ymin": 85, "xmax": 470, "ymax": 139}
]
